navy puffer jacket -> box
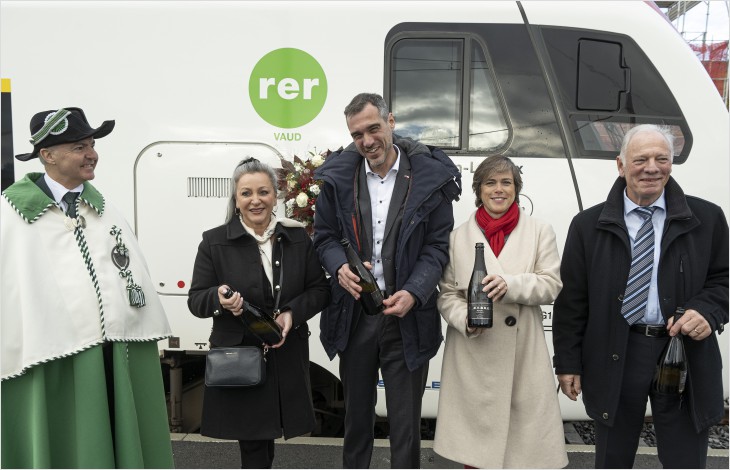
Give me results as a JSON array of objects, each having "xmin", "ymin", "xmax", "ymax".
[{"xmin": 313, "ymin": 136, "xmax": 461, "ymax": 371}]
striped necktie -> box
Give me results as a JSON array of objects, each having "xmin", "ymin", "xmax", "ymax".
[
  {"xmin": 63, "ymin": 192, "xmax": 79, "ymax": 218},
  {"xmin": 621, "ymin": 206, "xmax": 657, "ymax": 325}
]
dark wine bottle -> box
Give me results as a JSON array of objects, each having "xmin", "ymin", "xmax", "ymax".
[
  {"xmin": 652, "ymin": 308, "xmax": 688, "ymax": 394},
  {"xmin": 241, "ymin": 299, "xmax": 282, "ymax": 345},
  {"xmin": 340, "ymin": 239, "xmax": 385, "ymax": 315},
  {"xmin": 467, "ymin": 243, "xmax": 493, "ymax": 328},
  {"xmin": 222, "ymin": 287, "xmax": 282, "ymax": 345}
]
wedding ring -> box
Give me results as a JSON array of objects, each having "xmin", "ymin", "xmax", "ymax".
[{"xmin": 694, "ymin": 328, "xmax": 700, "ymax": 333}]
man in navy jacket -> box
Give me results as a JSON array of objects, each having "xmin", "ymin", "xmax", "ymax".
[
  {"xmin": 553, "ymin": 124, "xmax": 728, "ymax": 468},
  {"xmin": 313, "ymin": 93, "xmax": 460, "ymax": 468}
]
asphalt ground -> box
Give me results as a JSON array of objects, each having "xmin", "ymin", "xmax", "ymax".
[{"xmin": 171, "ymin": 432, "xmax": 729, "ymax": 469}]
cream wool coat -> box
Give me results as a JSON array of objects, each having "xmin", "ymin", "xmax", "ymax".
[{"xmin": 434, "ymin": 209, "xmax": 567, "ymax": 469}]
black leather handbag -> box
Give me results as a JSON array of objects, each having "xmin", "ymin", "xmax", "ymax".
[{"xmin": 205, "ymin": 346, "xmax": 266, "ymax": 387}]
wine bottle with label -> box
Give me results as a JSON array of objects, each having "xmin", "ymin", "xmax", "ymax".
[
  {"xmin": 340, "ymin": 239, "xmax": 385, "ymax": 315},
  {"xmin": 652, "ymin": 308, "xmax": 688, "ymax": 394},
  {"xmin": 468, "ymin": 243, "xmax": 493, "ymax": 328}
]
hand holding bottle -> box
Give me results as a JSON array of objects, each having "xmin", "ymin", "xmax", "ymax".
[
  {"xmin": 337, "ymin": 262, "xmax": 372, "ymax": 299},
  {"xmin": 270, "ymin": 311, "xmax": 293, "ymax": 348},
  {"xmin": 483, "ymin": 274, "xmax": 508, "ymax": 301},
  {"xmin": 666, "ymin": 308, "xmax": 711, "ymax": 340},
  {"xmin": 219, "ymin": 285, "xmax": 244, "ymax": 316}
]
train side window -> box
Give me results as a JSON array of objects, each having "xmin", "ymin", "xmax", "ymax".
[
  {"xmin": 575, "ymin": 121, "xmax": 686, "ymax": 155},
  {"xmin": 469, "ymin": 44, "xmax": 509, "ymax": 151},
  {"xmin": 391, "ymin": 38, "xmax": 463, "ymax": 149},
  {"xmin": 541, "ymin": 27, "xmax": 692, "ymax": 163},
  {"xmin": 389, "ymin": 36, "xmax": 508, "ymax": 152}
]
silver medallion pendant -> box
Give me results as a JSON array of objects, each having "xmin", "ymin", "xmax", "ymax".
[{"xmin": 111, "ymin": 246, "xmax": 130, "ymax": 270}]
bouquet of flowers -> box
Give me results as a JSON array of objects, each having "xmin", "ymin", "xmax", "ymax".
[{"xmin": 277, "ymin": 150, "xmax": 332, "ymax": 236}]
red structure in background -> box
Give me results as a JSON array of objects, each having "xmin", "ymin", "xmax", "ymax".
[{"xmin": 689, "ymin": 40, "xmax": 729, "ymax": 104}]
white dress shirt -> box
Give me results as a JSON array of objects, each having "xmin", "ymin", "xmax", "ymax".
[
  {"xmin": 364, "ymin": 145, "xmax": 401, "ymax": 291},
  {"xmin": 44, "ymin": 174, "xmax": 83, "ymax": 213}
]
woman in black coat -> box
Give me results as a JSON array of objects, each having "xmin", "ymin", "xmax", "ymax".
[{"xmin": 188, "ymin": 157, "xmax": 330, "ymax": 469}]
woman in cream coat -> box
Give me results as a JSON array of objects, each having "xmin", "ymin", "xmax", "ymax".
[{"xmin": 434, "ymin": 156, "xmax": 567, "ymax": 469}]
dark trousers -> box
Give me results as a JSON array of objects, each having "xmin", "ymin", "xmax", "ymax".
[
  {"xmin": 595, "ymin": 332, "xmax": 709, "ymax": 469},
  {"xmin": 339, "ymin": 313, "xmax": 429, "ymax": 469},
  {"xmin": 238, "ymin": 439, "xmax": 275, "ymax": 469}
]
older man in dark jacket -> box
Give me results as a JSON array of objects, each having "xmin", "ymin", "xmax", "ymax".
[
  {"xmin": 553, "ymin": 124, "xmax": 728, "ymax": 468},
  {"xmin": 313, "ymin": 93, "xmax": 460, "ymax": 468}
]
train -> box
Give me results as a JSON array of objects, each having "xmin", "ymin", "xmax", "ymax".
[{"xmin": 1, "ymin": 0, "xmax": 727, "ymax": 434}]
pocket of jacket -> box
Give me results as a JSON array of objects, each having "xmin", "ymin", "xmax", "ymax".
[{"xmin": 415, "ymin": 297, "xmax": 441, "ymax": 352}]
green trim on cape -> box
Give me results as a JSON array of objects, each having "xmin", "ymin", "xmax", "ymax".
[{"xmin": 1, "ymin": 173, "xmax": 105, "ymax": 223}]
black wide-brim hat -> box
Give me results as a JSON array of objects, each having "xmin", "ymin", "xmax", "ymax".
[{"xmin": 15, "ymin": 107, "xmax": 115, "ymax": 161}]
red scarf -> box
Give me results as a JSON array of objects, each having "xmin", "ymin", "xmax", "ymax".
[{"xmin": 475, "ymin": 203, "xmax": 520, "ymax": 257}]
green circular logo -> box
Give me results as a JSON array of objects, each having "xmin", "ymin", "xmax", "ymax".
[{"xmin": 249, "ymin": 48, "xmax": 327, "ymax": 129}]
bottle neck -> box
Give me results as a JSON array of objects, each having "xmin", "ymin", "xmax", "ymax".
[{"xmin": 474, "ymin": 247, "xmax": 486, "ymax": 271}]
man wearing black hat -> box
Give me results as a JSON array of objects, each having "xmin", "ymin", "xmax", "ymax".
[{"xmin": 1, "ymin": 108, "xmax": 174, "ymax": 468}]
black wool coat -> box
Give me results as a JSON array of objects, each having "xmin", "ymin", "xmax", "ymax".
[
  {"xmin": 553, "ymin": 177, "xmax": 729, "ymax": 432},
  {"xmin": 188, "ymin": 218, "xmax": 330, "ymax": 440}
]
